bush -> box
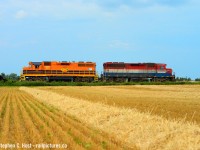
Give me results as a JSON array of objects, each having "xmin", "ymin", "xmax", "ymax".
[{"xmin": 195, "ymin": 78, "xmax": 200, "ymax": 81}]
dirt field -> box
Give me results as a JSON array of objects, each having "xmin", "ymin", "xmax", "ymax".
[
  {"xmin": 36, "ymin": 85, "xmax": 200, "ymax": 124},
  {"xmin": 20, "ymin": 86, "xmax": 200, "ymax": 150},
  {"xmin": 0, "ymin": 87, "xmax": 127, "ymax": 150}
]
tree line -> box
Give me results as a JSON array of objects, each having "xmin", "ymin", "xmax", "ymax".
[
  {"xmin": 176, "ymin": 77, "xmax": 200, "ymax": 81},
  {"xmin": 1, "ymin": 73, "xmax": 19, "ymax": 81}
]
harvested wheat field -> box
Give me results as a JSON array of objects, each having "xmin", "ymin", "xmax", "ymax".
[
  {"xmin": 0, "ymin": 87, "xmax": 128, "ymax": 150},
  {"xmin": 35, "ymin": 85, "xmax": 200, "ymax": 124},
  {"xmin": 20, "ymin": 85, "xmax": 200, "ymax": 150}
]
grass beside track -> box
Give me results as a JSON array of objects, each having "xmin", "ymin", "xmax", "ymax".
[
  {"xmin": 0, "ymin": 80, "xmax": 200, "ymax": 86},
  {"xmin": 0, "ymin": 87, "xmax": 129, "ymax": 150}
]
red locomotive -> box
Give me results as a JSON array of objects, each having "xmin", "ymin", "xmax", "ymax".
[{"xmin": 103, "ymin": 62, "xmax": 175, "ymax": 82}]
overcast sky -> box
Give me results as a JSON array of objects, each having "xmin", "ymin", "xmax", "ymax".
[{"xmin": 0, "ymin": 0, "xmax": 200, "ymax": 79}]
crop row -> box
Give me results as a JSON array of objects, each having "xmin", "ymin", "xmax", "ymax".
[{"xmin": 0, "ymin": 87, "xmax": 126, "ymax": 150}]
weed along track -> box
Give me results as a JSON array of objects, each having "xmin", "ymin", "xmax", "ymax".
[{"xmin": 0, "ymin": 88, "xmax": 127, "ymax": 150}]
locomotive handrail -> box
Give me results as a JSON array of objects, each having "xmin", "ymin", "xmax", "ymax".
[{"xmin": 23, "ymin": 70, "xmax": 96, "ymax": 75}]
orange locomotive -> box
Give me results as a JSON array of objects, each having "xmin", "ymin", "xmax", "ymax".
[{"xmin": 20, "ymin": 61, "xmax": 98, "ymax": 82}]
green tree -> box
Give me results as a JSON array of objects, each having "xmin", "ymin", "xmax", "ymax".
[
  {"xmin": 176, "ymin": 77, "xmax": 191, "ymax": 81},
  {"xmin": 7, "ymin": 73, "xmax": 19, "ymax": 81},
  {"xmin": 1, "ymin": 73, "xmax": 6, "ymax": 78}
]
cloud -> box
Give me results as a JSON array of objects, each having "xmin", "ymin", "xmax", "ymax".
[
  {"xmin": 0, "ymin": 0, "xmax": 190, "ymax": 21},
  {"xmin": 109, "ymin": 40, "xmax": 130, "ymax": 49},
  {"xmin": 152, "ymin": 0, "xmax": 188, "ymax": 6},
  {"xmin": 14, "ymin": 10, "xmax": 28, "ymax": 19},
  {"xmin": 85, "ymin": 0, "xmax": 188, "ymax": 9},
  {"xmin": 6, "ymin": 0, "xmax": 101, "ymax": 20}
]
